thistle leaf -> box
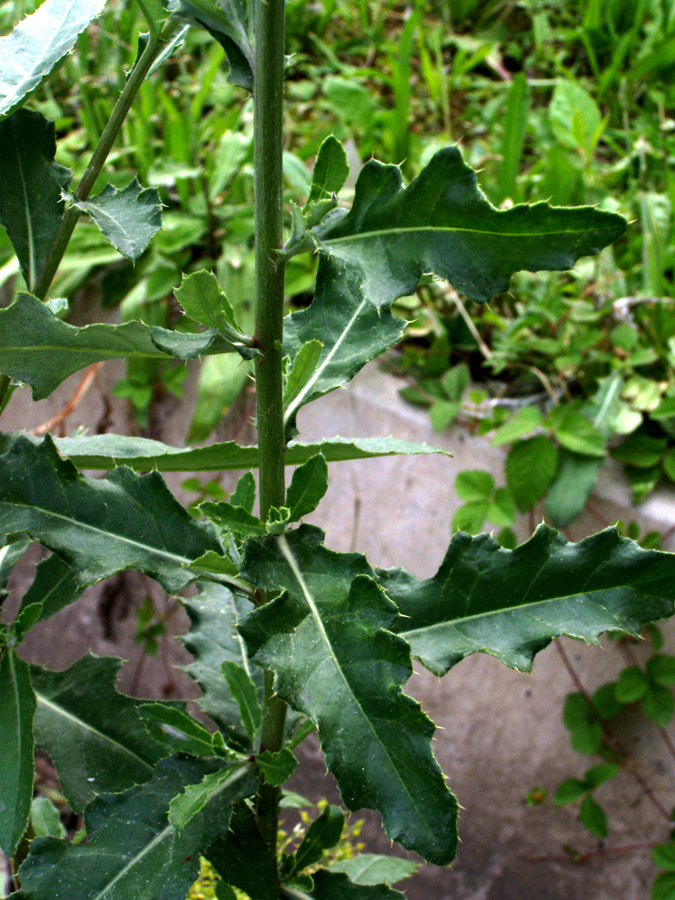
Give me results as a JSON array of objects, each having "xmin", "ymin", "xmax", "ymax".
[
  {"xmin": 377, "ymin": 526, "xmax": 675, "ymax": 676},
  {"xmin": 71, "ymin": 179, "xmax": 162, "ymax": 260},
  {"xmin": 171, "ymin": 0, "xmax": 253, "ymax": 90}
]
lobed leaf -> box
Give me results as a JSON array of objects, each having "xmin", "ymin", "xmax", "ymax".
[
  {"xmin": 17, "ymin": 755, "xmax": 256, "ymax": 900},
  {"xmin": 26, "ymin": 431, "xmax": 449, "ymax": 472},
  {"xmin": 0, "ymin": 293, "xmax": 254, "ymax": 401},
  {"xmin": 71, "ymin": 179, "xmax": 162, "ymax": 261},
  {"xmin": 0, "ymin": 434, "xmax": 221, "ymax": 593},
  {"xmin": 0, "ymin": 0, "xmax": 107, "ymax": 118},
  {"xmin": 0, "ymin": 110, "xmax": 71, "ymax": 290},
  {"xmin": 0, "ymin": 648, "xmax": 36, "ymax": 857},
  {"xmin": 376, "ymin": 525, "xmax": 675, "ymax": 676},
  {"xmin": 12, "ymin": 554, "xmax": 82, "ymax": 643},
  {"xmin": 239, "ymin": 527, "xmax": 458, "ymax": 865},
  {"xmin": 31, "ymin": 655, "xmax": 172, "ymax": 814},
  {"xmin": 171, "ymin": 0, "xmax": 253, "ymax": 90},
  {"xmin": 316, "ymin": 146, "xmax": 626, "ymax": 306}
]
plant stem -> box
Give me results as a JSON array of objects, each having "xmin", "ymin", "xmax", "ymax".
[
  {"xmin": 253, "ymin": 0, "xmax": 288, "ymax": 853},
  {"xmin": 32, "ymin": 29, "xmax": 162, "ymax": 303}
]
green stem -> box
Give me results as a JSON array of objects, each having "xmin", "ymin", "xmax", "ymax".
[
  {"xmin": 253, "ymin": 0, "xmax": 288, "ymax": 854},
  {"xmin": 32, "ymin": 28, "xmax": 162, "ymax": 303}
]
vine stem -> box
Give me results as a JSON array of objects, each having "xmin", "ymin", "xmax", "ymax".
[{"xmin": 252, "ymin": 0, "xmax": 289, "ymax": 854}]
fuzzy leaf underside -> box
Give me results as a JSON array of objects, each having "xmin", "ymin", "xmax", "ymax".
[
  {"xmin": 17, "ymin": 755, "xmax": 257, "ymax": 900},
  {"xmin": 0, "ymin": 0, "xmax": 108, "ymax": 118},
  {"xmin": 239, "ymin": 527, "xmax": 458, "ymax": 866},
  {"xmin": 316, "ymin": 146, "xmax": 627, "ymax": 306},
  {"xmin": 0, "ymin": 434, "xmax": 221, "ymax": 592},
  {"xmin": 0, "ymin": 111, "xmax": 71, "ymax": 290},
  {"xmin": 0, "ymin": 293, "xmax": 254, "ymax": 401},
  {"xmin": 171, "ymin": 0, "xmax": 253, "ymax": 89},
  {"xmin": 282, "ymin": 255, "xmax": 406, "ymax": 429},
  {"xmin": 71, "ymin": 179, "xmax": 162, "ymax": 260},
  {"xmin": 12, "ymin": 432, "xmax": 448, "ymax": 472},
  {"xmin": 180, "ymin": 581, "xmax": 261, "ymax": 749},
  {"xmin": 0, "ymin": 649, "xmax": 36, "ymax": 857},
  {"xmin": 377, "ymin": 526, "xmax": 675, "ymax": 676},
  {"xmin": 31, "ymin": 655, "xmax": 171, "ymax": 814}
]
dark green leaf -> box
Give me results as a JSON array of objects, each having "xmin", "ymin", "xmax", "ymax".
[
  {"xmin": 286, "ymin": 454, "xmax": 329, "ymax": 521},
  {"xmin": 552, "ymin": 778, "xmax": 586, "ymax": 806},
  {"xmin": 181, "ymin": 581, "xmax": 260, "ymax": 750},
  {"xmin": 562, "ymin": 693, "xmax": 602, "ymax": 755},
  {"xmin": 592, "ymin": 682, "xmax": 622, "ymax": 719},
  {"xmin": 71, "ymin": 179, "xmax": 162, "ymax": 260},
  {"xmin": 30, "ymin": 797, "xmax": 66, "ymax": 840},
  {"xmin": 328, "ymin": 855, "xmax": 418, "ymax": 886},
  {"xmin": 0, "ymin": 648, "xmax": 36, "ymax": 856},
  {"xmin": 207, "ymin": 802, "xmax": 279, "ymax": 900},
  {"xmin": 169, "ymin": 762, "xmax": 253, "ymax": 830},
  {"xmin": 612, "ymin": 432, "xmax": 668, "ymax": 468},
  {"xmin": 256, "ymin": 748, "xmax": 298, "ymax": 787},
  {"xmin": 200, "ymin": 500, "xmax": 266, "ymax": 537},
  {"xmin": 13, "ymin": 554, "xmax": 82, "ymax": 643},
  {"xmin": 0, "ymin": 435, "xmax": 221, "ymax": 593},
  {"xmin": 221, "ymin": 662, "xmax": 262, "ymax": 741},
  {"xmin": 139, "ymin": 703, "xmax": 221, "ymax": 758},
  {"xmin": 230, "ymin": 472, "xmax": 256, "ymax": 513},
  {"xmin": 31, "ymin": 654, "xmax": 170, "ymax": 814},
  {"xmin": 0, "ymin": 536, "xmax": 31, "ymax": 606},
  {"xmin": 378, "ymin": 526, "xmax": 675, "ymax": 675},
  {"xmin": 290, "ymin": 804, "xmax": 345, "ymax": 874},
  {"xmin": 0, "ymin": 0, "xmax": 107, "ymax": 117},
  {"xmin": 172, "ymin": 0, "xmax": 253, "ymax": 90},
  {"xmin": 505, "ymin": 436, "xmax": 558, "ymax": 512},
  {"xmin": 315, "ymin": 147, "xmax": 626, "ymax": 306},
  {"xmin": 652, "ymin": 872, "xmax": 675, "ymax": 900},
  {"xmin": 239, "ymin": 528, "xmax": 458, "ymax": 865},
  {"xmin": 0, "ymin": 294, "xmax": 253, "ymax": 401},
  {"xmin": 544, "ymin": 450, "xmax": 603, "ymax": 527},
  {"xmin": 307, "ymin": 870, "xmax": 406, "ymax": 900},
  {"xmin": 308, "ymin": 136, "xmax": 350, "ymax": 204},
  {"xmin": 0, "ymin": 110, "xmax": 70, "ymax": 290},
  {"xmin": 579, "ymin": 794, "xmax": 607, "ymax": 838},
  {"xmin": 282, "ymin": 256, "xmax": 406, "ymax": 430},
  {"xmin": 41, "ymin": 432, "xmax": 448, "ymax": 472},
  {"xmin": 18, "ymin": 755, "xmax": 256, "ymax": 900}
]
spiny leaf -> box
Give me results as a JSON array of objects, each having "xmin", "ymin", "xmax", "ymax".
[
  {"xmin": 328, "ymin": 855, "xmax": 419, "ymax": 887},
  {"xmin": 23, "ymin": 432, "xmax": 449, "ymax": 472},
  {"xmin": 169, "ymin": 763, "xmax": 252, "ymax": 831},
  {"xmin": 175, "ymin": 270, "xmax": 246, "ymax": 340},
  {"xmin": 71, "ymin": 179, "xmax": 162, "ymax": 260},
  {"xmin": 140, "ymin": 702, "xmax": 223, "ymax": 758},
  {"xmin": 289, "ymin": 804, "xmax": 344, "ymax": 874},
  {"xmin": 207, "ymin": 802, "xmax": 278, "ymax": 900},
  {"xmin": 315, "ymin": 146, "xmax": 626, "ymax": 306},
  {"xmin": 221, "ymin": 662, "xmax": 262, "ymax": 741},
  {"xmin": 13, "ymin": 554, "xmax": 82, "ymax": 643},
  {"xmin": 376, "ymin": 525, "xmax": 675, "ymax": 676},
  {"xmin": 283, "ymin": 255, "xmax": 406, "ymax": 430},
  {"xmin": 0, "ymin": 110, "xmax": 71, "ymax": 290},
  {"xmin": 0, "ymin": 293, "xmax": 255, "ymax": 401},
  {"xmin": 308, "ymin": 135, "xmax": 350, "ymax": 204},
  {"xmin": 0, "ymin": 434, "xmax": 221, "ymax": 593},
  {"xmin": 31, "ymin": 655, "xmax": 172, "ymax": 814},
  {"xmin": 256, "ymin": 748, "xmax": 298, "ymax": 787},
  {"xmin": 17, "ymin": 755, "xmax": 256, "ymax": 900},
  {"xmin": 0, "ymin": 648, "xmax": 36, "ymax": 857},
  {"xmin": 286, "ymin": 454, "xmax": 329, "ymax": 521},
  {"xmin": 180, "ymin": 581, "xmax": 261, "ymax": 750},
  {"xmin": 239, "ymin": 527, "xmax": 458, "ymax": 865},
  {"xmin": 283, "ymin": 340, "xmax": 324, "ymax": 410},
  {"xmin": 171, "ymin": 0, "xmax": 253, "ymax": 90},
  {"xmin": 0, "ymin": 0, "xmax": 108, "ymax": 118}
]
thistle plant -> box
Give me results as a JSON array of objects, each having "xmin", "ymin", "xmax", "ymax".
[{"xmin": 0, "ymin": 2, "xmax": 673, "ymax": 899}]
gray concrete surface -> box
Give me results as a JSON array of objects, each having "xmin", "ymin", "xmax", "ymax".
[{"xmin": 3, "ymin": 330, "xmax": 675, "ymax": 898}]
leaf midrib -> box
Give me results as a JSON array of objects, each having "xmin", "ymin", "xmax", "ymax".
[{"xmin": 324, "ymin": 222, "xmax": 614, "ymax": 247}]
